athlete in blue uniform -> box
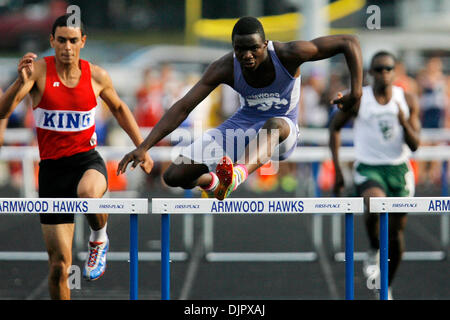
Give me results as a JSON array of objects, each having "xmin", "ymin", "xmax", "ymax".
[{"xmin": 117, "ymin": 16, "xmax": 363, "ymax": 200}]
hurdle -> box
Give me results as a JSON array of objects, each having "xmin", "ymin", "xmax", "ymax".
[
  {"xmin": 370, "ymin": 196, "xmax": 450, "ymax": 300},
  {"xmin": 332, "ymin": 148, "xmax": 450, "ymax": 262},
  {"xmin": 151, "ymin": 197, "xmax": 364, "ymax": 300},
  {"xmin": 0, "ymin": 145, "xmax": 192, "ymax": 263},
  {"xmin": 0, "ymin": 197, "xmax": 148, "ymax": 300}
]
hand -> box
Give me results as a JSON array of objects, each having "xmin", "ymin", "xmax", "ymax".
[
  {"xmin": 117, "ymin": 146, "xmax": 153, "ymax": 175},
  {"xmin": 333, "ymin": 168, "xmax": 345, "ymax": 197},
  {"xmin": 140, "ymin": 152, "xmax": 154, "ymax": 174},
  {"xmin": 18, "ymin": 52, "xmax": 37, "ymax": 83},
  {"xmin": 330, "ymin": 92, "xmax": 360, "ymax": 113}
]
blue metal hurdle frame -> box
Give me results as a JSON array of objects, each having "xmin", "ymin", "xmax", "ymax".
[
  {"xmin": 129, "ymin": 214, "xmax": 139, "ymax": 300},
  {"xmin": 371, "ymin": 196, "xmax": 450, "ymax": 300},
  {"xmin": 332, "ymin": 160, "xmax": 449, "ymax": 262},
  {"xmin": 0, "ymin": 197, "xmax": 147, "ymax": 300},
  {"xmin": 153, "ymin": 197, "xmax": 363, "ymax": 300}
]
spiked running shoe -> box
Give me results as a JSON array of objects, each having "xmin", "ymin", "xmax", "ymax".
[
  {"xmin": 214, "ymin": 156, "xmax": 236, "ymax": 200},
  {"xmin": 83, "ymin": 238, "xmax": 109, "ymax": 281}
]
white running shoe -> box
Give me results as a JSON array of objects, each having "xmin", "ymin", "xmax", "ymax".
[
  {"xmin": 83, "ymin": 238, "xmax": 109, "ymax": 281},
  {"xmin": 373, "ymin": 286, "xmax": 394, "ymax": 300},
  {"xmin": 388, "ymin": 287, "xmax": 394, "ymax": 300},
  {"xmin": 363, "ymin": 248, "xmax": 380, "ymax": 278}
]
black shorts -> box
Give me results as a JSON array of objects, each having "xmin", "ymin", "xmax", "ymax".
[{"xmin": 39, "ymin": 149, "xmax": 108, "ymax": 224}]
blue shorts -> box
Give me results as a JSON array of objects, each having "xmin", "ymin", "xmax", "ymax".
[{"xmin": 179, "ymin": 114, "xmax": 299, "ymax": 171}]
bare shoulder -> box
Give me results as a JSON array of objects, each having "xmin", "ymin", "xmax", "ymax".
[
  {"xmin": 89, "ymin": 63, "xmax": 111, "ymax": 86},
  {"xmin": 202, "ymin": 52, "xmax": 234, "ymax": 87},
  {"xmin": 272, "ymin": 40, "xmax": 315, "ymax": 70},
  {"xmin": 403, "ymin": 90, "xmax": 420, "ymax": 111},
  {"xmin": 273, "ymin": 40, "xmax": 308, "ymax": 60},
  {"xmin": 31, "ymin": 58, "xmax": 47, "ymax": 80}
]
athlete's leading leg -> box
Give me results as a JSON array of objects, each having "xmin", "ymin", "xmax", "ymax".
[
  {"xmin": 78, "ymin": 169, "xmax": 108, "ymax": 229},
  {"xmin": 387, "ymin": 213, "xmax": 407, "ymax": 286},
  {"xmin": 362, "ymin": 186, "xmax": 386, "ymax": 251},
  {"xmin": 361, "ymin": 186, "xmax": 385, "ymax": 297},
  {"xmin": 215, "ymin": 117, "xmax": 291, "ymax": 200},
  {"xmin": 77, "ymin": 169, "xmax": 109, "ymax": 281},
  {"xmin": 163, "ymin": 157, "xmax": 211, "ymax": 189}
]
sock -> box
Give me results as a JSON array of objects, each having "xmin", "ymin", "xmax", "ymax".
[
  {"xmin": 89, "ymin": 223, "xmax": 108, "ymax": 243},
  {"xmin": 233, "ymin": 165, "xmax": 248, "ymax": 191},
  {"xmin": 201, "ymin": 172, "xmax": 219, "ymax": 192}
]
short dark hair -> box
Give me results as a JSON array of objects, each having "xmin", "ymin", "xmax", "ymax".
[
  {"xmin": 231, "ymin": 16, "xmax": 265, "ymax": 41},
  {"xmin": 51, "ymin": 14, "xmax": 85, "ymax": 36},
  {"xmin": 370, "ymin": 51, "xmax": 396, "ymax": 68}
]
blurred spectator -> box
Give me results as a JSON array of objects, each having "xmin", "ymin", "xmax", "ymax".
[
  {"xmin": 417, "ymin": 57, "xmax": 448, "ymax": 129},
  {"xmin": 416, "ymin": 57, "xmax": 449, "ymax": 184},
  {"xmin": 394, "ymin": 61, "xmax": 419, "ymax": 95},
  {"xmin": 219, "ymin": 84, "xmax": 240, "ymax": 122},
  {"xmin": 179, "ymin": 73, "xmax": 214, "ymax": 130},
  {"xmin": 7, "ymin": 93, "xmax": 32, "ymax": 128},
  {"xmin": 95, "ymin": 99, "xmax": 113, "ymax": 146},
  {"xmin": 160, "ymin": 63, "xmax": 183, "ymax": 112},
  {"xmin": 0, "ymin": 89, "xmax": 34, "ymax": 190},
  {"xmin": 299, "ymin": 73, "xmax": 328, "ymax": 128},
  {"xmin": 134, "ymin": 67, "xmax": 164, "ymax": 128}
]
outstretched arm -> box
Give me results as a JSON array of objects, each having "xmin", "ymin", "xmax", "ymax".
[
  {"xmin": 282, "ymin": 34, "xmax": 363, "ymax": 112},
  {"xmin": 93, "ymin": 64, "xmax": 154, "ymax": 174},
  {"xmin": 117, "ymin": 54, "xmax": 232, "ymax": 174}
]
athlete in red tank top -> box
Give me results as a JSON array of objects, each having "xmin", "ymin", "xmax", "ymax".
[
  {"xmin": 34, "ymin": 56, "xmax": 98, "ymax": 159},
  {"xmin": 0, "ymin": 14, "xmax": 153, "ymax": 300}
]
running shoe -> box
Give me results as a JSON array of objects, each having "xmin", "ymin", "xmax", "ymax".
[
  {"xmin": 363, "ymin": 248, "xmax": 380, "ymax": 278},
  {"xmin": 83, "ymin": 238, "xmax": 109, "ymax": 281},
  {"xmin": 214, "ymin": 156, "xmax": 236, "ymax": 200},
  {"xmin": 373, "ymin": 286, "xmax": 394, "ymax": 300}
]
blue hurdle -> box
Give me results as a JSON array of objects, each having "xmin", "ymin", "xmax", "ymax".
[
  {"xmin": 0, "ymin": 197, "xmax": 148, "ymax": 300},
  {"xmin": 370, "ymin": 196, "xmax": 450, "ymax": 300},
  {"xmin": 151, "ymin": 197, "xmax": 364, "ymax": 300}
]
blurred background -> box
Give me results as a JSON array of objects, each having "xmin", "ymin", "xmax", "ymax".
[{"xmin": 0, "ymin": 0, "xmax": 448, "ymax": 300}]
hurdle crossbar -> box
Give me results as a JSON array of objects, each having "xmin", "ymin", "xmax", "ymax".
[
  {"xmin": 151, "ymin": 197, "xmax": 364, "ymax": 300},
  {"xmin": 370, "ymin": 196, "xmax": 450, "ymax": 300},
  {"xmin": 0, "ymin": 197, "xmax": 148, "ymax": 300}
]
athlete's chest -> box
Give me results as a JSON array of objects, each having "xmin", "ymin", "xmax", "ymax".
[
  {"xmin": 32, "ymin": 73, "xmax": 99, "ymax": 109},
  {"xmin": 241, "ymin": 67, "xmax": 275, "ymax": 88},
  {"xmin": 357, "ymin": 102, "xmax": 402, "ymax": 141}
]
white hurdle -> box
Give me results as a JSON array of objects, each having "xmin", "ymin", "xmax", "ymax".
[
  {"xmin": 0, "ymin": 197, "xmax": 148, "ymax": 300},
  {"xmin": 369, "ymin": 196, "xmax": 450, "ymax": 300},
  {"xmin": 151, "ymin": 197, "xmax": 364, "ymax": 300}
]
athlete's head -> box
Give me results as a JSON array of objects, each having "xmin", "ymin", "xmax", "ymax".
[
  {"xmin": 232, "ymin": 16, "xmax": 268, "ymax": 71},
  {"xmin": 50, "ymin": 14, "xmax": 86, "ymax": 65},
  {"xmin": 369, "ymin": 51, "xmax": 396, "ymax": 87}
]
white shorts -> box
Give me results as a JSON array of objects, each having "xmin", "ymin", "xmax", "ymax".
[{"xmin": 178, "ymin": 116, "xmax": 299, "ymax": 172}]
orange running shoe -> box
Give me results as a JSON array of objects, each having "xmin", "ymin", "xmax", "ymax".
[{"xmin": 214, "ymin": 156, "xmax": 236, "ymax": 200}]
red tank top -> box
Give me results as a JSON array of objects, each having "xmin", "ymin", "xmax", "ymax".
[{"xmin": 34, "ymin": 56, "xmax": 98, "ymax": 160}]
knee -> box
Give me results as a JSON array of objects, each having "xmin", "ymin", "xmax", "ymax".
[
  {"xmin": 389, "ymin": 228, "xmax": 404, "ymax": 242},
  {"xmin": 78, "ymin": 186, "xmax": 104, "ymax": 198},
  {"xmin": 163, "ymin": 167, "xmax": 182, "ymax": 188},
  {"xmin": 163, "ymin": 166, "xmax": 199, "ymax": 189},
  {"xmin": 262, "ymin": 118, "xmax": 290, "ymax": 140},
  {"xmin": 48, "ymin": 255, "xmax": 71, "ymax": 284}
]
